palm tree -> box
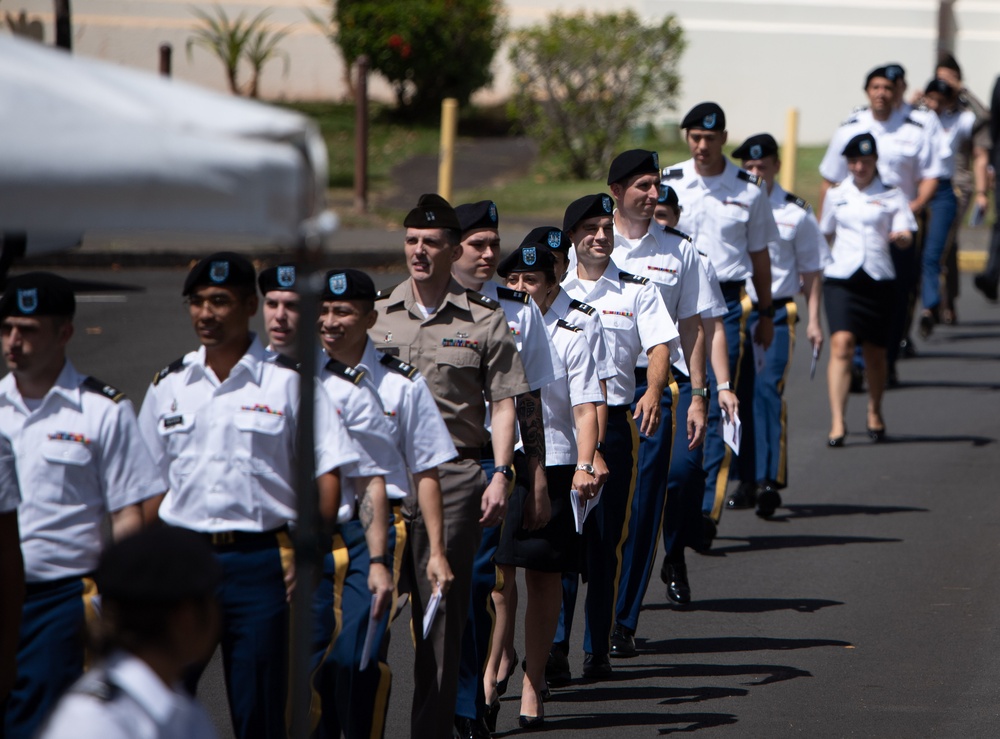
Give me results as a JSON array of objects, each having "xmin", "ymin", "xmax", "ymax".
[{"xmin": 186, "ymin": 5, "xmax": 290, "ymax": 98}]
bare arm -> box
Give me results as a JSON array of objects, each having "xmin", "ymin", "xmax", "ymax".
[
  {"xmin": 678, "ymin": 315, "xmax": 707, "ymax": 448},
  {"xmin": 801, "ymin": 270, "xmax": 824, "ymax": 354},
  {"xmin": 571, "ymin": 403, "xmax": 600, "ymax": 500},
  {"xmin": 635, "ymin": 344, "xmax": 669, "ymax": 437},
  {"xmin": 516, "ymin": 389, "xmax": 549, "ymax": 531},
  {"xmin": 141, "ymin": 494, "xmax": 164, "ymax": 524},
  {"xmin": 110, "ymin": 504, "xmax": 143, "ymax": 540},
  {"xmin": 703, "ymin": 315, "xmax": 737, "ymax": 422},
  {"xmin": 973, "ymin": 146, "xmax": 991, "ymax": 213},
  {"xmin": 358, "ymin": 475, "xmax": 393, "ymax": 620},
  {"xmin": 482, "ymin": 396, "xmax": 516, "ymax": 527},
  {"xmin": 317, "ymin": 470, "xmax": 343, "ymax": 525},
  {"xmin": 592, "ymin": 379, "xmax": 610, "ymax": 488},
  {"xmin": 750, "ymin": 248, "xmax": 774, "ymax": 349},
  {"xmin": 910, "ymin": 178, "xmax": 938, "ymax": 214},
  {"xmin": 0, "ymin": 512, "xmax": 23, "ymax": 703},
  {"xmin": 413, "ymin": 468, "xmax": 453, "ymax": 595}
]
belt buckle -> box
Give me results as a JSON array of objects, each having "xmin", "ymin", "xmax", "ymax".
[{"xmin": 211, "ymin": 531, "xmax": 236, "ymax": 546}]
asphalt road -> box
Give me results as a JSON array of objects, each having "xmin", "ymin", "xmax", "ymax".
[{"xmin": 31, "ymin": 267, "xmax": 1000, "ymax": 737}]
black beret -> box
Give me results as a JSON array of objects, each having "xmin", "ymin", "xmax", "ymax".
[
  {"xmin": 183, "ymin": 251, "xmax": 256, "ymax": 296},
  {"xmin": 257, "ymin": 264, "xmax": 298, "ymax": 295},
  {"xmin": 403, "ymin": 193, "xmax": 461, "ymax": 230},
  {"xmin": 322, "ymin": 268, "xmax": 376, "ymax": 302},
  {"xmin": 607, "ymin": 149, "xmax": 660, "ymax": 185},
  {"xmin": 732, "ymin": 133, "xmax": 779, "ymax": 162},
  {"xmin": 681, "ymin": 102, "xmax": 725, "ymax": 131},
  {"xmin": 657, "ymin": 184, "xmax": 679, "ymax": 209},
  {"xmin": 520, "ymin": 226, "xmax": 571, "ymax": 254},
  {"xmin": 496, "ymin": 244, "xmax": 556, "ymax": 279},
  {"xmin": 455, "ymin": 200, "xmax": 499, "ymax": 234},
  {"xmin": 96, "ymin": 526, "xmax": 222, "ymax": 605},
  {"xmin": 0, "ymin": 272, "xmax": 75, "ymax": 319},
  {"xmin": 885, "ymin": 63, "xmax": 906, "ymax": 81},
  {"xmin": 925, "ymin": 78, "xmax": 953, "ymax": 96},
  {"xmin": 563, "ymin": 193, "xmax": 615, "ymax": 233},
  {"xmin": 865, "ymin": 65, "xmax": 903, "ymax": 89},
  {"xmin": 842, "ymin": 132, "xmax": 878, "ymax": 158}
]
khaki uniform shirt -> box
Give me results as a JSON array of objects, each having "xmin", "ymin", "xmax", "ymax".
[{"xmin": 370, "ymin": 278, "xmax": 529, "ymax": 450}]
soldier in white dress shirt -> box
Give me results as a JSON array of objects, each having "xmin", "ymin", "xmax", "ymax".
[
  {"xmin": 0, "ymin": 431, "xmax": 22, "ymax": 718},
  {"xmin": 0, "ymin": 272, "xmax": 163, "ymax": 739},
  {"xmin": 731, "ymin": 134, "xmax": 832, "ymax": 516}
]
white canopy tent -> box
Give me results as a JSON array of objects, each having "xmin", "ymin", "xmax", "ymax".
[{"xmin": 0, "ymin": 33, "xmax": 332, "ymax": 248}]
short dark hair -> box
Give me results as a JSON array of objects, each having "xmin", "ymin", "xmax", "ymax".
[
  {"xmin": 937, "ymin": 52, "xmax": 961, "ymax": 79},
  {"xmin": 442, "ymin": 227, "xmax": 462, "ymax": 247}
]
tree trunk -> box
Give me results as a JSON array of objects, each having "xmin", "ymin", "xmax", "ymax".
[{"xmin": 53, "ymin": 0, "xmax": 71, "ymax": 51}]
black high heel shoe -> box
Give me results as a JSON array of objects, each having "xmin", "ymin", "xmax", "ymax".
[
  {"xmin": 484, "ymin": 697, "xmax": 501, "ymax": 734},
  {"xmin": 495, "ymin": 650, "xmax": 518, "ymax": 697},
  {"xmin": 828, "ymin": 429, "xmax": 846, "ymax": 448},
  {"xmin": 867, "ymin": 426, "xmax": 887, "ymax": 443}
]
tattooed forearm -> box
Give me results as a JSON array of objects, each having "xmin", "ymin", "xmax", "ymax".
[
  {"xmin": 359, "ymin": 479, "xmax": 376, "ymax": 531},
  {"xmin": 516, "ymin": 389, "xmax": 546, "ymax": 464}
]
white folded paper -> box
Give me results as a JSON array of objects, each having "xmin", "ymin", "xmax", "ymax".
[
  {"xmin": 571, "ymin": 484, "xmax": 603, "ymax": 535},
  {"xmin": 722, "ymin": 410, "xmax": 741, "ymax": 455},
  {"xmin": 422, "ymin": 587, "xmax": 442, "ymax": 640},
  {"xmin": 359, "ymin": 594, "xmax": 380, "ymax": 671}
]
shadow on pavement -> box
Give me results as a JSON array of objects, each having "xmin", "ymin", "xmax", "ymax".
[
  {"xmin": 494, "ymin": 710, "xmax": 739, "ymax": 735},
  {"xmin": 709, "ymin": 534, "xmax": 901, "ymax": 554},
  {"xmin": 640, "ymin": 636, "xmax": 851, "ymax": 655},
  {"xmin": 877, "ymin": 433, "xmax": 995, "ymax": 446},
  {"xmin": 934, "ymin": 331, "xmax": 1000, "ymax": 342},
  {"xmin": 904, "ymin": 351, "xmax": 1000, "ymax": 362},
  {"xmin": 779, "ymin": 503, "xmax": 928, "ymax": 519},
  {"xmin": 643, "ymin": 597, "xmax": 843, "ymax": 614}
]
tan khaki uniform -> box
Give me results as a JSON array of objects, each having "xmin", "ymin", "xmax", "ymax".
[{"xmin": 370, "ymin": 277, "xmax": 528, "ymax": 739}]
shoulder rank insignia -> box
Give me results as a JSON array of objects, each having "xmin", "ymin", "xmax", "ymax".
[
  {"xmin": 375, "ymin": 284, "xmax": 399, "ymax": 301},
  {"xmin": 661, "ymin": 167, "xmax": 683, "ymax": 180},
  {"xmin": 619, "ymin": 271, "xmax": 650, "ymax": 286},
  {"xmin": 737, "ymin": 170, "xmax": 763, "ymax": 187},
  {"xmin": 324, "ymin": 359, "xmax": 365, "ymax": 385},
  {"xmin": 273, "ymin": 353, "xmax": 301, "ymax": 372},
  {"xmin": 466, "ymin": 290, "xmax": 500, "ymax": 310},
  {"xmin": 840, "ymin": 115, "xmax": 860, "ymax": 127},
  {"xmin": 496, "ymin": 286, "xmax": 531, "ymax": 305},
  {"xmin": 903, "ymin": 115, "xmax": 923, "ymax": 128},
  {"xmin": 82, "ymin": 376, "xmax": 126, "ymax": 403},
  {"xmin": 663, "ymin": 225, "xmax": 693, "ymax": 242},
  {"xmin": 697, "ymin": 249, "xmax": 709, "ymax": 258},
  {"xmin": 568, "ymin": 299, "xmax": 596, "ymax": 316},
  {"xmin": 152, "ymin": 357, "xmax": 185, "ymax": 386},
  {"xmin": 784, "ymin": 192, "xmax": 810, "ymax": 210},
  {"xmin": 72, "ymin": 671, "xmax": 120, "ymax": 703},
  {"xmin": 379, "ymin": 352, "xmax": 418, "ymax": 380},
  {"xmin": 557, "ymin": 319, "xmax": 582, "ymax": 333}
]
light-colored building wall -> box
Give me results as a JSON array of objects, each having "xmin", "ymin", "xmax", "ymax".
[{"xmin": 4, "ymin": 1, "xmax": 998, "ymax": 144}]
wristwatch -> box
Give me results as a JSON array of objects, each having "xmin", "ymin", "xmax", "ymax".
[
  {"xmin": 575, "ymin": 463, "xmax": 596, "ymax": 476},
  {"xmin": 758, "ymin": 304, "xmax": 775, "ymax": 318},
  {"xmin": 369, "ymin": 555, "xmax": 389, "ymax": 567},
  {"xmin": 717, "ymin": 381, "xmax": 732, "ymax": 393},
  {"xmin": 494, "ymin": 465, "xmax": 515, "ymax": 482},
  {"xmin": 691, "ymin": 387, "xmax": 709, "ymax": 399}
]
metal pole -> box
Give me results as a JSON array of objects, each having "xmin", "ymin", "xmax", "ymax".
[
  {"xmin": 159, "ymin": 44, "xmax": 172, "ymax": 78},
  {"xmin": 53, "ymin": 0, "xmax": 71, "ymax": 51},
  {"xmin": 780, "ymin": 107, "xmax": 799, "ymax": 194},
  {"xmin": 937, "ymin": 0, "xmax": 955, "ymax": 57},
  {"xmin": 438, "ymin": 98, "xmax": 458, "ymax": 201},
  {"xmin": 354, "ymin": 56, "xmax": 370, "ymax": 213}
]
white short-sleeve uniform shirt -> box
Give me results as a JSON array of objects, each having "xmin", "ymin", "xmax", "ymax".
[
  {"xmin": 0, "ymin": 361, "xmax": 164, "ymax": 582},
  {"xmin": 562, "ymin": 260, "xmax": 680, "ymax": 406},
  {"xmin": 662, "ymin": 158, "xmax": 780, "ymax": 283},
  {"xmin": 540, "ymin": 311, "xmax": 605, "ymax": 467},
  {"xmin": 356, "ymin": 339, "xmax": 457, "ymax": 501},
  {"xmin": 478, "ymin": 280, "xmax": 561, "ymax": 391},
  {"xmin": 548, "ymin": 288, "xmax": 616, "ymax": 382},
  {"xmin": 0, "ymin": 432, "xmax": 20, "ymax": 514},
  {"xmin": 819, "ymin": 178, "xmax": 919, "ymax": 281},
  {"xmin": 137, "ymin": 336, "xmax": 355, "ymax": 534}
]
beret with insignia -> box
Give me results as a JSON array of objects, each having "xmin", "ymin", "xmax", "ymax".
[
  {"xmin": 183, "ymin": 251, "xmax": 255, "ymax": 296},
  {"xmin": 520, "ymin": 226, "xmax": 571, "ymax": 254},
  {"xmin": 657, "ymin": 184, "xmax": 680, "ymax": 209},
  {"xmin": 455, "ymin": 200, "xmax": 499, "ymax": 234},
  {"xmin": 96, "ymin": 526, "xmax": 222, "ymax": 605},
  {"xmin": 842, "ymin": 132, "xmax": 878, "ymax": 158},
  {"xmin": 403, "ymin": 193, "xmax": 461, "ymax": 230},
  {"xmin": 681, "ymin": 102, "xmax": 725, "ymax": 131},
  {"xmin": 607, "ymin": 149, "xmax": 660, "ymax": 185},
  {"xmin": 924, "ymin": 78, "xmax": 953, "ymax": 97},
  {"xmin": 732, "ymin": 133, "xmax": 779, "ymax": 162},
  {"xmin": 258, "ymin": 264, "xmax": 298, "ymax": 296},
  {"xmin": 563, "ymin": 193, "xmax": 615, "ymax": 233},
  {"xmin": 496, "ymin": 244, "xmax": 556, "ymax": 279},
  {"xmin": 322, "ymin": 268, "xmax": 377, "ymax": 301},
  {"xmin": 0, "ymin": 271, "xmax": 75, "ymax": 319}
]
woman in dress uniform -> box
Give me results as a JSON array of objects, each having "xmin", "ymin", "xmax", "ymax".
[{"xmin": 819, "ymin": 133, "xmax": 918, "ymax": 446}]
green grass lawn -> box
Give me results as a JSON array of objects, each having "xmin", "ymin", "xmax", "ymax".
[{"xmin": 282, "ymin": 101, "xmax": 829, "ymax": 226}]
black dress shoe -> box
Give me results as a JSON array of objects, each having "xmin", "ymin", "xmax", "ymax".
[
  {"xmin": 484, "ymin": 698, "xmax": 501, "ymax": 734},
  {"xmin": 665, "ymin": 563, "xmax": 691, "ymax": 605},
  {"xmin": 867, "ymin": 426, "xmax": 887, "ymax": 443},
  {"xmin": 582, "ymin": 652, "xmax": 612, "ymax": 679},
  {"xmin": 755, "ymin": 482, "xmax": 782, "ymax": 518},
  {"xmin": 495, "ymin": 650, "xmax": 518, "ymax": 697},
  {"xmin": 518, "ymin": 714, "xmax": 545, "ymax": 730},
  {"xmin": 899, "ymin": 337, "xmax": 918, "ymax": 359},
  {"xmin": 975, "ymin": 273, "xmax": 999, "ymax": 302},
  {"xmin": 726, "ymin": 481, "xmax": 756, "ymax": 509},
  {"xmin": 610, "ymin": 624, "xmax": 636, "ymax": 658},
  {"xmin": 545, "ymin": 647, "xmax": 571, "ymax": 686},
  {"xmin": 828, "ymin": 432, "xmax": 846, "ymax": 448},
  {"xmin": 454, "ymin": 715, "xmax": 490, "ymax": 739}
]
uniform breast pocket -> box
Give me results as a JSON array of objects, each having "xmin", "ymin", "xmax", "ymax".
[
  {"xmin": 436, "ymin": 346, "xmax": 480, "ymax": 369},
  {"xmin": 720, "ymin": 203, "xmax": 750, "ymax": 242},
  {"xmin": 42, "ymin": 439, "xmax": 92, "ymax": 467},
  {"xmin": 233, "ymin": 410, "xmax": 288, "ymax": 471},
  {"xmin": 602, "ymin": 314, "xmax": 635, "ymax": 332},
  {"xmin": 233, "ymin": 410, "xmax": 286, "ymax": 436},
  {"xmin": 41, "ymin": 440, "xmax": 93, "ymax": 500},
  {"xmin": 648, "ymin": 267, "xmax": 679, "ymax": 288}
]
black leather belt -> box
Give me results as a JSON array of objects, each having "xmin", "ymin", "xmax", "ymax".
[
  {"xmin": 753, "ymin": 297, "xmax": 793, "ymax": 309},
  {"xmin": 455, "ymin": 446, "xmax": 482, "ymax": 462},
  {"xmin": 192, "ymin": 525, "xmax": 288, "ymax": 548}
]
